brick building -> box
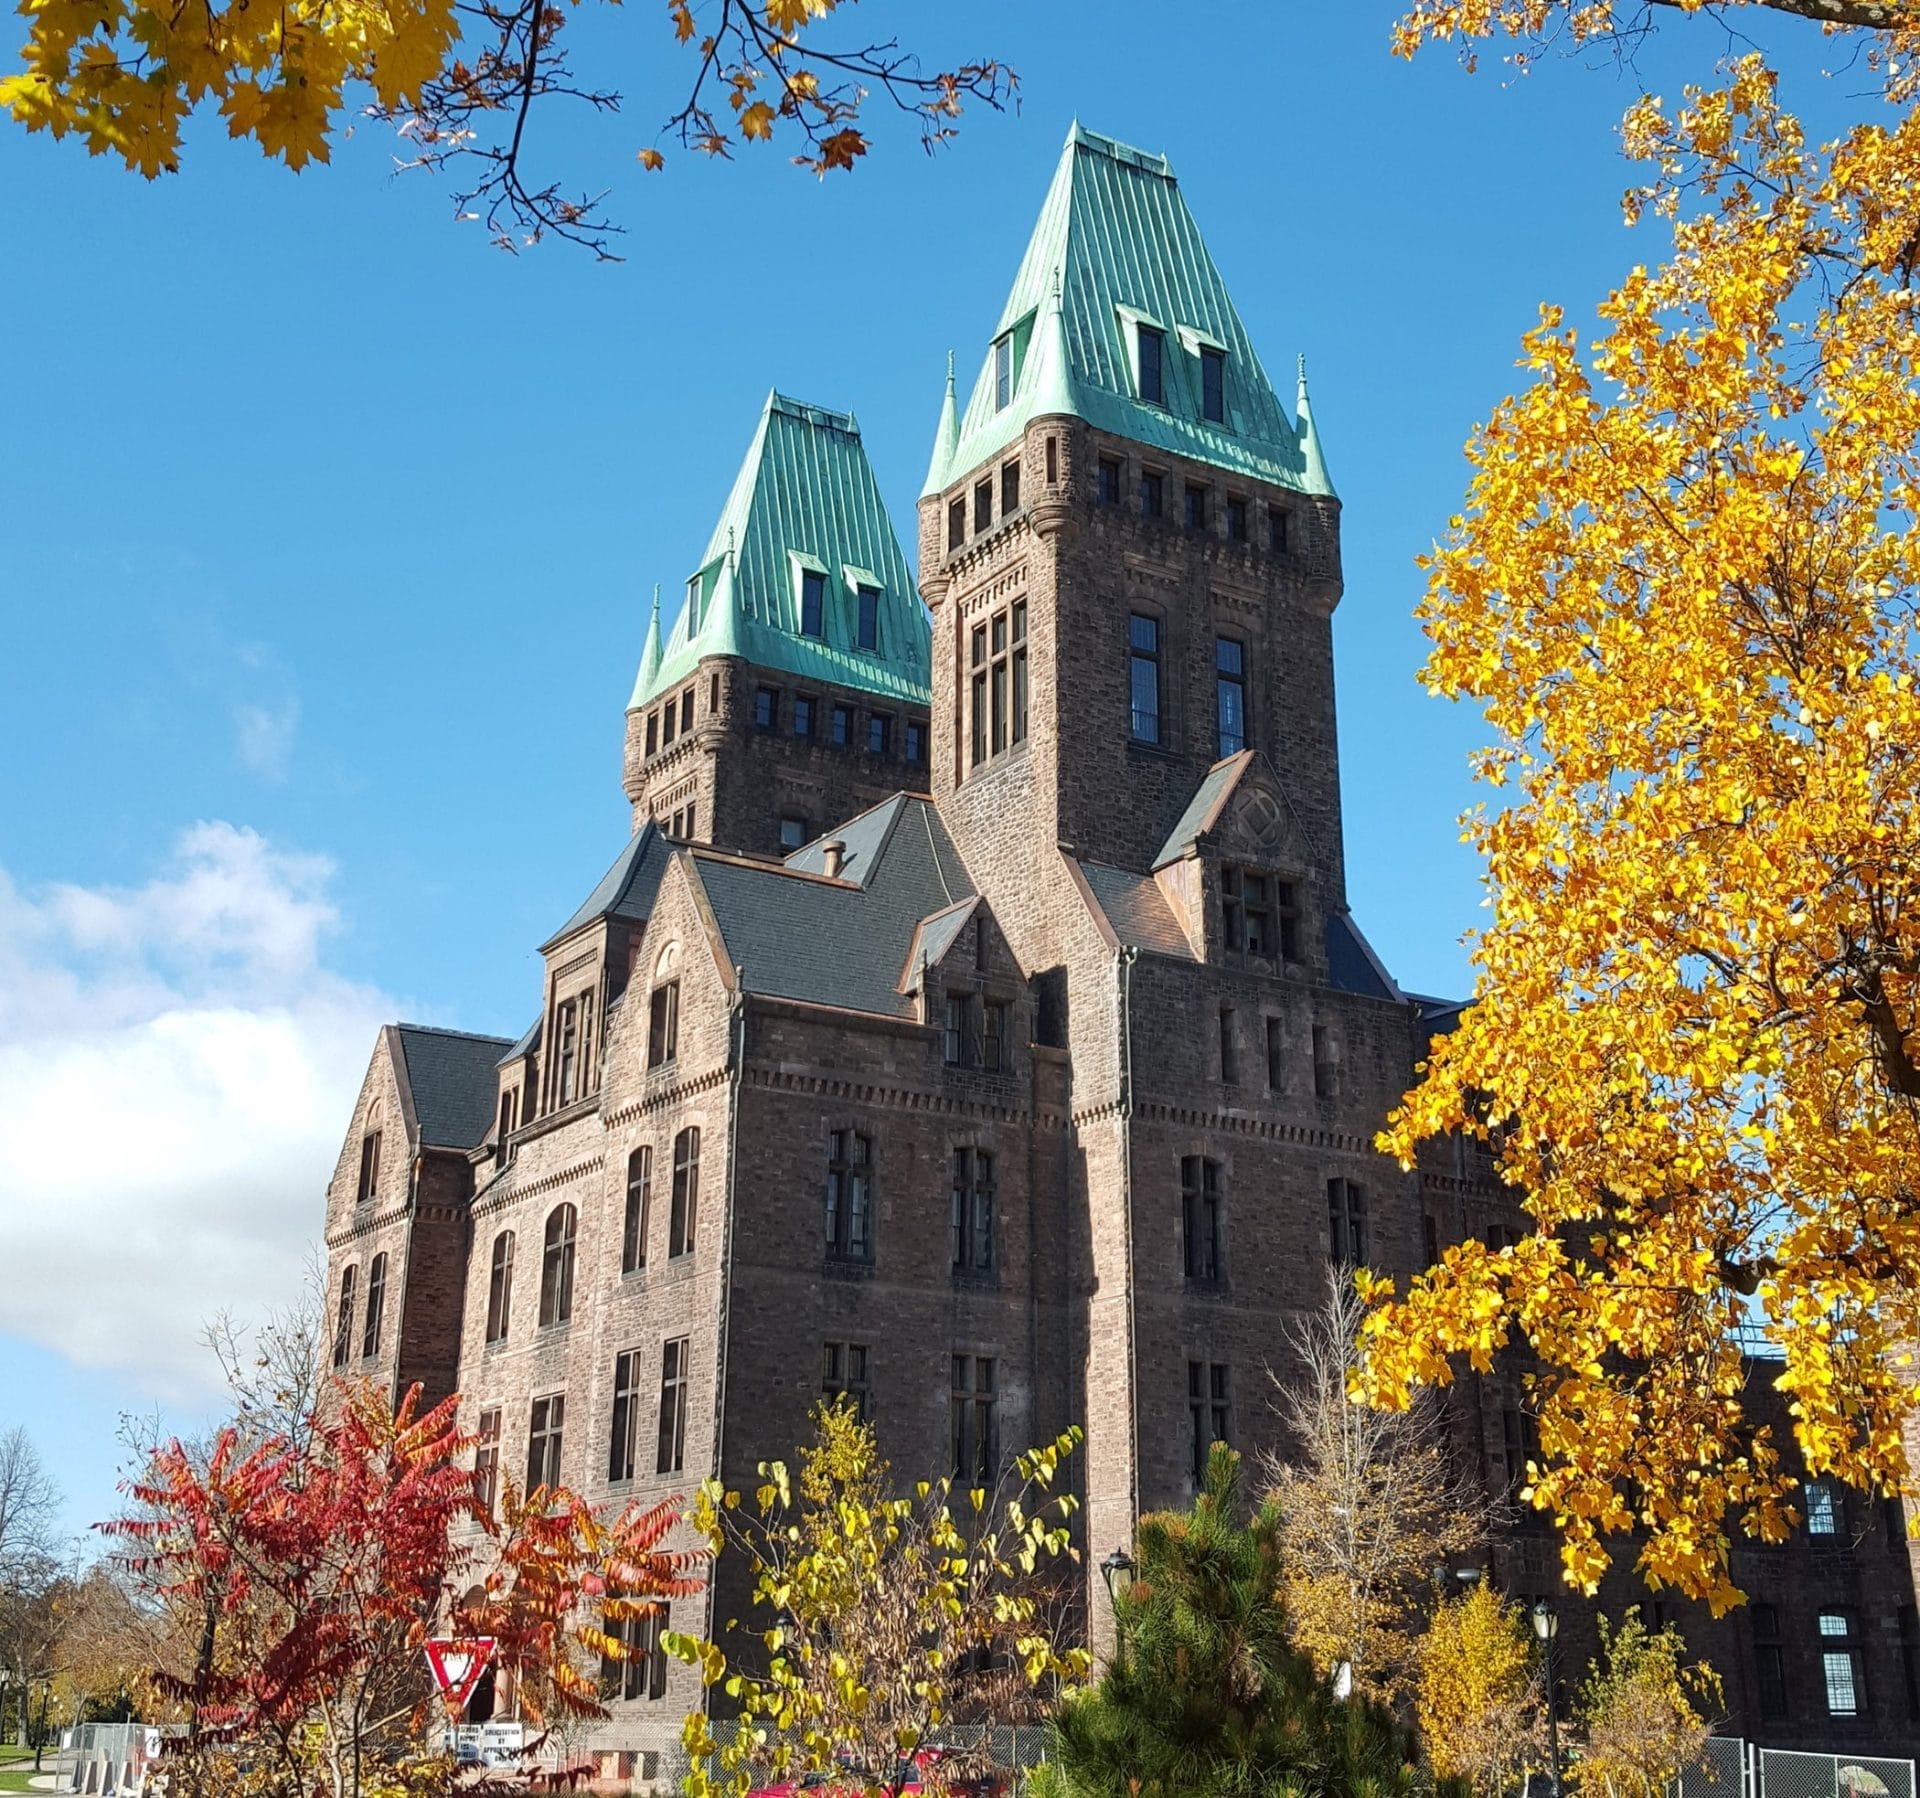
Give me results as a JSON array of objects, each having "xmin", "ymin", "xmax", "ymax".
[{"xmin": 322, "ymin": 125, "xmax": 1920, "ymax": 1781}]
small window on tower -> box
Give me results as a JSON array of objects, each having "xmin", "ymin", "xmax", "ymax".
[
  {"xmin": 1139, "ymin": 469, "xmax": 1164, "ymax": 520},
  {"xmin": 780, "ymin": 816, "xmax": 808, "ymax": 851},
  {"xmin": 831, "ymin": 703, "xmax": 852, "ymax": 747},
  {"xmin": 1001, "ymin": 459, "xmax": 1021, "ymax": 515},
  {"xmin": 1200, "ymin": 346, "xmax": 1226, "ymax": 423},
  {"xmin": 994, "ymin": 334, "xmax": 1013, "ymax": 411},
  {"xmin": 800, "ymin": 569, "xmax": 826, "ymax": 639},
  {"xmin": 948, "ymin": 497, "xmax": 966, "ymax": 551},
  {"xmin": 905, "ymin": 721, "xmax": 925, "ymax": 764},
  {"xmin": 867, "ymin": 714, "xmax": 892, "ymax": 755},
  {"xmin": 1226, "ymin": 496, "xmax": 1248, "ymax": 543},
  {"xmin": 793, "ymin": 696, "xmax": 814, "ymax": 738},
  {"xmin": 1185, "ymin": 484, "xmax": 1207, "ymax": 532},
  {"xmin": 856, "ymin": 587, "xmax": 880, "ymax": 653},
  {"xmin": 1269, "ymin": 505, "xmax": 1290, "ymax": 554},
  {"xmin": 1098, "ymin": 458, "xmax": 1122, "ymax": 506},
  {"xmin": 1137, "ymin": 325, "xmax": 1165, "ymax": 405},
  {"xmin": 753, "ymin": 686, "xmax": 777, "ymax": 730},
  {"xmin": 974, "ymin": 480, "xmax": 993, "ymax": 534}
]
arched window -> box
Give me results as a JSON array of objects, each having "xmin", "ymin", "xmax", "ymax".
[
  {"xmin": 332, "ymin": 1264, "xmax": 357, "ymax": 1369},
  {"xmin": 361, "ymin": 1252, "xmax": 387, "ymax": 1359},
  {"xmin": 825, "ymin": 1131, "xmax": 872, "ymax": 1262},
  {"xmin": 485, "ymin": 1231, "xmax": 515, "ymax": 1343},
  {"xmin": 669, "ymin": 1128, "xmax": 700, "ymax": 1257},
  {"xmin": 649, "ymin": 943, "xmax": 682, "ymax": 1068},
  {"xmin": 539, "ymin": 1204, "xmax": 577, "ymax": 1327},
  {"xmin": 623, "ymin": 1148, "xmax": 652, "ymax": 1275}
]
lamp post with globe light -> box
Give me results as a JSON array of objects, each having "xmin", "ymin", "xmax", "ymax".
[{"xmin": 1532, "ymin": 1599, "xmax": 1561, "ymax": 1798}]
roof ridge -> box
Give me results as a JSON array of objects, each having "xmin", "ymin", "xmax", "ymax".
[{"xmin": 395, "ymin": 1022, "xmax": 514, "ymax": 1044}]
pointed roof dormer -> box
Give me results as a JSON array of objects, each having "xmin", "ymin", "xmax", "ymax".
[
  {"xmin": 937, "ymin": 123, "xmax": 1332, "ymax": 497},
  {"xmin": 631, "ymin": 390, "xmax": 932, "ymax": 714},
  {"xmin": 1296, "ymin": 355, "xmax": 1335, "ymax": 499}
]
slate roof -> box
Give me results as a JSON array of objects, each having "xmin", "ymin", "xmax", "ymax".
[
  {"xmin": 632, "ymin": 391, "xmax": 932, "ymax": 713},
  {"xmin": 1074, "ymin": 860, "xmax": 1197, "ymax": 960},
  {"xmin": 395, "ymin": 1024, "xmax": 513, "ymax": 1150},
  {"xmin": 1325, "ymin": 912, "xmax": 1404, "ymax": 1004},
  {"xmin": 498, "ymin": 1016, "xmax": 541, "ymax": 1067},
  {"xmin": 542, "ymin": 822, "xmax": 674, "ymax": 951},
  {"xmin": 1154, "ymin": 752, "xmax": 1250, "ymax": 869},
  {"xmin": 927, "ymin": 124, "xmax": 1331, "ymax": 498},
  {"xmin": 686, "ymin": 796, "xmax": 974, "ymax": 1019}
]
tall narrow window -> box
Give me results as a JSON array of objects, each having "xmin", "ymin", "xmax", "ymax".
[
  {"xmin": 670, "ymin": 1127, "xmax": 700, "ymax": 1257},
  {"xmin": 856, "ymin": 587, "xmax": 880, "ymax": 653},
  {"xmin": 1216, "ymin": 638, "xmax": 1247, "ymax": 756},
  {"xmin": 648, "ymin": 980, "xmax": 679, "ymax": 1068},
  {"xmin": 608, "ymin": 1348, "xmax": 642, "ymax": 1482},
  {"xmin": 1226, "ymin": 495, "xmax": 1248, "ymax": 543},
  {"xmin": 951, "ymin": 1147, "xmax": 995, "ymax": 1274},
  {"xmin": 360, "ymin": 1253, "xmax": 386, "ymax": 1359},
  {"xmin": 555, "ymin": 998, "xmax": 579, "ymax": 1106},
  {"xmin": 1820, "ymin": 1611, "xmax": 1861, "ymax": 1717},
  {"xmin": 968, "ymin": 603, "xmax": 1026, "ymax": 771},
  {"xmin": 1181, "ymin": 1157, "xmax": 1222, "ymax": 1282},
  {"xmin": 754, "ymin": 686, "xmax": 778, "ymax": 729},
  {"xmin": 867, "ymin": 714, "xmax": 891, "ymax": 755},
  {"xmin": 1046, "ymin": 435, "xmax": 1058, "ymax": 484},
  {"xmin": 526, "ymin": 1393, "xmax": 565, "ymax": 1492},
  {"xmin": 1098, "ymin": 457, "xmax": 1122, "ymax": 505},
  {"xmin": 1753, "ymin": 1604, "xmax": 1788, "ymax": 1720},
  {"xmin": 981, "ymin": 1001, "xmax": 1007, "ymax": 1074},
  {"xmin": 1001, "ymin": 459, "xmax": 1021, "ymax": 515},
  {"xmin": 601, "ymin": 1603, "xmax": 670, "ymax": 1702},
  {"xmin": 1219, "ymin": 1008, "xmax": 1237, "ymax": 1085},
  {"xmin": 1312, "ymin": 1023, "xmax": 1337, "ymax": 1098},
  {"xmin": 1188, "ymin": 1362, "xmax": 1231, "ymax": 1484},
  {"xmin": 1012, "ymin": 601, "xmax": 1029, "ymax": 747},
  {"xmin": 1137, "ymin": 325, "xmax": 1164, "ymax": 404},
  {"xmin": 622, "ymin": 1148, "xmax": 651, "ymax": 1275},
  {"xmin": 645, "ymin": 712, "xmax": 658, "ymax": 756},
  {"xmin": 355, "ymin": 1127, "xmax": 381, "ymax": 1205},
  {"xmin": 473, "ymin": 1407, "xmax": 501, "ymax": 1517},
  {"xmin": 951, "ymin": 1354, "xmax": 995, "ymax": 1483},
  {"xmin": 970, "ymin": 627, "xmax": 988, "ymax": 768},
  {"xmin": 823, "ymin": 1342, "xmax": 870, "ymax": 1419},
  {"xmin": 662, "ymin": 696, "xmax": 677, "ymax": 746},
  {"xmin": 825, "ymin": 1130, "xmax": 873, "ymax": 1262},
  {"xmin": 974, "ymin": 479, "xmax": 993, "ymax": 534},
  {"xmin": 1269, "ymin": 505, "xmax": 1289, "ymax": 553},
  {"xmin": 1185, "ymin": 484, "xmax": 1207, "ymax": 532},
  {"xmin": 905, "ymin": 721, "xmax": 925, "ymax": 764},
  {"xmin": 1200, "ymin": 346, "xmax": 1225, "ymax": 422},
  {"xmin": 1328, "ymin": 1178, "xmax": 1367, "ymax": 1266},
  {"xmin": 800, "ymin": 569, "xmax": 825, "ymax": 638},
  {"xmin": 1501, "ymin": 1406, "xmax": 1540, "ymax": 1498},
  {"xmin": 994, "ymin": 334, "xmax": 1013, "ymax": 410},
  {"xmin": 945, "ymin": 992, "xmax": 974, "ymax": 1067},
  {"xmin": 1807, "ymin": 1478, "xmax": 1841, "ymax": 1537},
  {"xmin": 496, "ymin": 1088, "xmax": 517, "ymax": 1159},
  {"xmin": 832, "ymin": 703, "xmax": 852, "ymax": 746},
  {"xmin": 332, "ymin": 1265, "xmax": 356, "ymax": 1370},
  {"xmin": 1276, "ymin": 881, "xmax": 1301, "ymax": 961},
  {"xmin": 948, "ymin": 497, "xmax": 966, "ymax": 550},
  {"xmin": 793, "ymin": 695, "xmax": 814, "ymax": 737},
  {"xmin": 1265, "ymin": 1017, "xmax": 1285, "ymax": 1093},
  {"xmin": 486, "ymin": 1231, "xmax": 515, "ymax": 1344},
  {"xmin": 539, "ymin": 1204, "xmax": 577, "ymax": 1327},
  {"xmin": 657, "ymin": 1337, "xmax": 689, "ymax": 1475},
  {"xmin": 1129, "ymin": 615, "xmax": 1161, "ymax": 743},
  {"xmin": 1139, "ymin": 469, "xmax": 1164, "ymax": 519}
]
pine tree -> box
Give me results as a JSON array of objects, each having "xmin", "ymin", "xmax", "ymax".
[{"xmin": 1035, "ymin": 1445, "xmax": 1430, "ymax": 1798}]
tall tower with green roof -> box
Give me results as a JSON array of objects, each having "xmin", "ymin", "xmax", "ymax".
[
  {"xmin": 918, "ymin": 122, "xmax": 1345, "ymax": 893},
  {"xmin": 624, "ymin": 390, "xmax": 933, "ymax": 855},
  {"xmin": 915, "ymin": 123, "xmax": 1358, "ymax": 1611}
]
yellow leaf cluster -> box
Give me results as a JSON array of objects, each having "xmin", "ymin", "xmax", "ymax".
[
  {"xmin": 1417, "ymin": 1584, "xmax": 1544, "ymax": 1795},
  {"xmin": 1363, "ymin": 0, "xmax": 1920, "ymax": 1612}
]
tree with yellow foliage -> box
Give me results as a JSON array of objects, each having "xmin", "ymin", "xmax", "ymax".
[
  {"xmin": 665, "ymin": 1402, "xmax": 1088, "ymax": 1798},
  {"xmin": 1417, "ymin": 1582, "xmax": 1544, "ymax": 1798},
  {"xmin": 1573, "ymin": 1610, "xmax": 1722, "ymax": 1798},
  {"xmin": 1359, "ymin": 0, "xmax": 1920, "ymax": 1612},
  {"xmin": 1, "ymin": 0, "xmax": 1011, "ymax": 254}
]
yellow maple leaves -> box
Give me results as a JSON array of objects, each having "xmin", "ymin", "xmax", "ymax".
[{"xmin": 1363, "ymin": 0, "xmax": 1920, "ymax": 1612}]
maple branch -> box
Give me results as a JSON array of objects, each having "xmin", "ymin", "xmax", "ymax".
[{"xmin": 1647, "ymin": 0, "xmax": 1911, "ymax": 26}]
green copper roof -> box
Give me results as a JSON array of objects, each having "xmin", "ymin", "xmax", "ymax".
[
  {"xmin": 632, "ymin": 391, "xmax": 931, "ymax": 713},
  {"xmin": 923, "ymin": 123, "xmax": 1332, "ymax": 499}
]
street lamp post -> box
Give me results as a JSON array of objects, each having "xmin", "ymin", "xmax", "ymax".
[
  {"xmin": 1099, "ymin": 1548, "xmax": 1136, "ymax": 1653},
  {"xmin": 1531, "ymin": 1600, "xmax": 1561, "ymax": 1798}
]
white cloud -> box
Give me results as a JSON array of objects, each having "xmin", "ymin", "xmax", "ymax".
[{"xmin": 0, "ymin": 825, "xmax": 392, "ymax": 1400}]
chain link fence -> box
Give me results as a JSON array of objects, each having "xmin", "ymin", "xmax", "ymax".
[{"xmin": 1759, "ymin": 1748, "xmax": 1917, "ymax": 1798}]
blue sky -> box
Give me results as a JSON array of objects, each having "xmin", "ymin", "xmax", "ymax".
[{"xmin": 0, "ymin": 1, "xmax": 1842, "ymax": 1544}]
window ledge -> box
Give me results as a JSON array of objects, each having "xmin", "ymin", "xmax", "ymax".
[
  {"xmin": 951, "ymin": 1269, "xmax": 999, "ymax": 1291},
  {"xmin": 824, "ymin": 1257, "xmax": 875, "ymax": 1282},
  {"xmin": 1125, "ymin": 738, "xmax": 1182, "ymax": 763}
]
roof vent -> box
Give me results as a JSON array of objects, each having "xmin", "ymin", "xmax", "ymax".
[{"xmin": 821, "ymin": 838, "xmax": 848, "ymax": 879}]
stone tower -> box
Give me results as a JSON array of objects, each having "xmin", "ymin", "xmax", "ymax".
[{"xmin": 623, "ymin": 392, "xmax": 934, "ymax": 856}]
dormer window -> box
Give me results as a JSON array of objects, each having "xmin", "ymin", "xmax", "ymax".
[
  {"xmin": 1137, "ymin": 325, "xmax": 1165, "ymax": 405},
  {"xmin": 994, "ymin": 334, "xmax": 1014, "ymax": 411},
  {"xmin": 800, "ymin": 569, "xmax": 825, "ymax": 639},
  {"xmin": 1222, "ymin": 867, "xmax": 1300, "ymax": 962},
  {"xmin": 856, "ymin": 586, "xmax": 880, "ymax": 653},
  {"xmin": 1200, "ymin": 346, "xmax": 1225, "ymax": 423}
]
